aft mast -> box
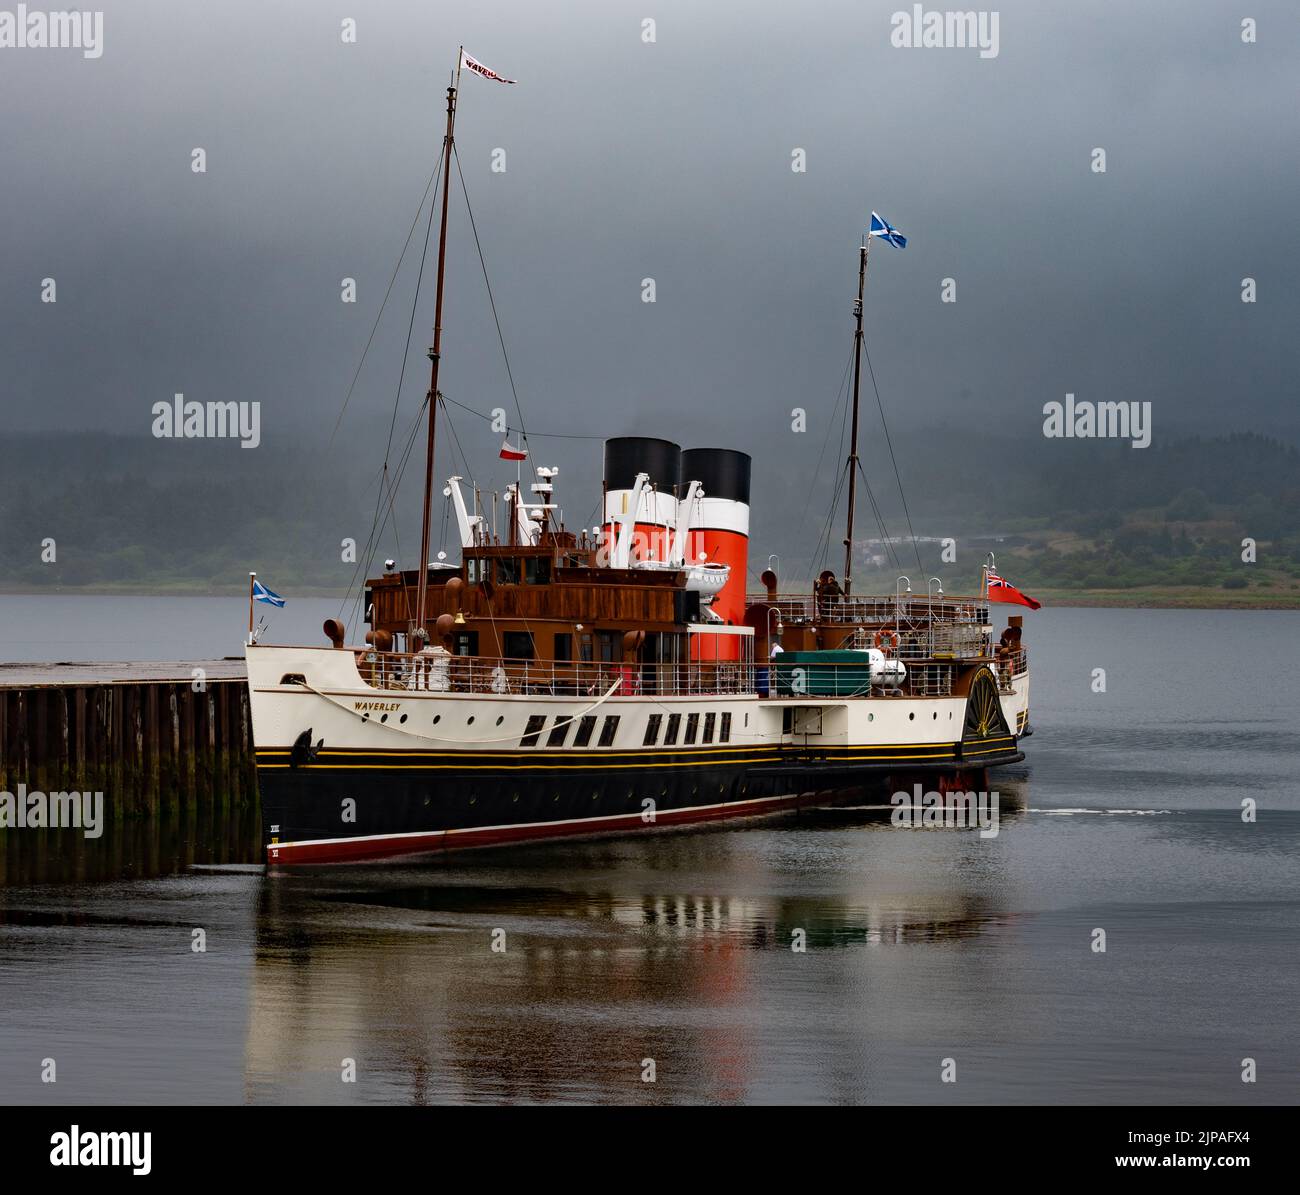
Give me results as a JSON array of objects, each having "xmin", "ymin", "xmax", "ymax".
[
  {"xmin": 843, "ymin": 234, "xmax": 870, "ymax": 596},
  {"xmin": 414, "ymin": 50, "xmax": 463, "ymax": 647}
]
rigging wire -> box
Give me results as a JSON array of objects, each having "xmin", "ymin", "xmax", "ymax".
[
  {"xmin": 452, "ymin": 144, "xmax": 531, "ymax": 455},
  {"xmin": 326, "ymin": 162, "xmax": 441, "ymax": 454},
  {"xmin": 440, "ymin": 393, "xmax": 607, "ymax": 440},
  {"xmin": 863, "ymin": 338, "xmax": 925, "ymax": 575}
]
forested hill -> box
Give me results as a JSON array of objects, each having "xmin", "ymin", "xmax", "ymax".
[{"xmin": 0, "ymin": 430, "xmax": 1296, "ymax": 597}]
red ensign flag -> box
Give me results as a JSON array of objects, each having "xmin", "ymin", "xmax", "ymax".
[{"xmin": 986, "ymin": 571, "xmax": 1041, "ymax": 610}]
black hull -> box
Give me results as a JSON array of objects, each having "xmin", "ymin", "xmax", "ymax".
[{"xmin": 257, "ymin": 740, "xmax": 1023, "ymax": 863}]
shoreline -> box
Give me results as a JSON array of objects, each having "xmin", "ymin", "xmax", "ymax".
[{"xmin": 1, "ymin": 586, "xmax": 1298, "ymax": 611}]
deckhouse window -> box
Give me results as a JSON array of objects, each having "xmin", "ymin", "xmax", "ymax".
[
  {"xmin": 702, "ymin": 713, "xmax": 716, "ymax": 744},
  {"xmin": 597, "ymin": 631, "xmax": 621, "ymax": 663},
  {"xmin": 523, "ymin": 557, "xmax": 551, "ymax": 585},
  {"xmin": 664, "ymin": 714, "xmax": 681, "ymax": 745},
  {"xmin": 597, "ymin": 716, "xmax": 621, "ymax": 747},
  {"xmin": 503, "ymin": 631, "xmax": 535, "ymax": 660},
  {"xmin": 546, "ymin": 720, "xmax": 570, "ymax": 748},
  {"xmin": 574, "ymin": 715, "xmax": 598, "ymax": 747},
  {"xmin": 554, "ymin": 633, "xmax": 573, "ymax": 662},
  {"xmin": 497, "ymin": 557, "xmax": 520, "ymax": 584},
  {"xmin": 719, "ymin": 712, "xmax": 732, "ymax": 743},
  {"xmin": 684, "ymin": 714, "xmax": 699, "ymax": 745},
  {"xmin": 466, "ymin": 558, "xmax": 484, "ymax": 584},
  {"xmin": 521, "ymin": 715, "xmax": 546, "ymax": 747},
  {"xmin": 644, "ymin": 714, "xmax": 663, "ymax": 746}
]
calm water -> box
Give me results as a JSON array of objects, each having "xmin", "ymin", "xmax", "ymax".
[{"xmin": 1, "ymin": 600, "xmax": 1298, "ymax": 1105}]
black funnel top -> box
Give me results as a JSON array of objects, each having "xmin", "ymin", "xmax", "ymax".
[
  {"xmin": 603, "ymin": 437, "xmax": 681, "ymax": 492},
  {"xmin": 680, "ymin": 448, "xmax": 751, "ymax": 504}
]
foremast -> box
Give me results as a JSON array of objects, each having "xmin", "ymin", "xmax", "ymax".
[{"xmin": 415, "ymin": 50, "xmax": 463, "ymax": 647}]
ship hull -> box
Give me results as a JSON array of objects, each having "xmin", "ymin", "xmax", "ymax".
[{"xmin": 248, "ymin": 645, "xmax": 1026, "ymax": 864}]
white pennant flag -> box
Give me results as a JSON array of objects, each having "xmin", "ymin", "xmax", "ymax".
[{"xmin": 460, "ymin": 49, "xmax": 517, "ymax": 84}]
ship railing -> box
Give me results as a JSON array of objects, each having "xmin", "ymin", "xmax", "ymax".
[
  {"xmin": 995, "ymin": 646, "xmax": 1028, "ymax": 691},
  {"xmin": 907, "ymin": 664, "xmax": 955, "ymax": 698},
  {"xmin": 751, "ymin": 592, "xmax": 990, "ymax": 628},
  {"xmin": 355, "ymin": 652, "xmax": 757, "ymax": 697},
  {"xmin": 846, "ymin": 624, "xmax": 992, "ymax": 661}
]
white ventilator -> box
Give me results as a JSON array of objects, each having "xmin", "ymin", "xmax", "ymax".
[
  {"xmin": 445, "ymin": 477, "xmax": 483, "ymax": 548},
  {"xmin": 629, "ymin": 475, "xmax": 729, "ymax": 613}
]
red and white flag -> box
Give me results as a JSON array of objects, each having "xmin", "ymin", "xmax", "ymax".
[
  {"xmin": 460, "ymin": 50, "xmax": 517, "ymax": 84},
  {"xmin": 500, "ymin": 438, "xmax": 527, "ymax": 461},
  {"xmin": 986, "ymin": 570, "xmax": 1041, "ymax": 610}
]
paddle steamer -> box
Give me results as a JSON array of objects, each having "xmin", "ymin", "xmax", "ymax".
[{"xmin": 245, "ymin": 57, "xmax": 1032, "ymax": 864}]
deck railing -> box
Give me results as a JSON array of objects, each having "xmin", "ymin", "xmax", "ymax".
[
  {"xmin": 751, "ymin": 592, "xmax": 990, "ymax": 628},
  {"xmin": 845, "ymin": 623, "xmax": 991, "ymax": 661},
  {"xmin": 995, "ymin": 646, "xmax": 1028, "ymax": 689},
  {"xmin": 356, "ymin": 652, "xmax": 757, "ymax": 697}
]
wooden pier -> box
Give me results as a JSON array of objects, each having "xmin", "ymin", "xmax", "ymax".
[{"xmin": 0, "ymin": 659, "xmax": 256, "ymax": 817}]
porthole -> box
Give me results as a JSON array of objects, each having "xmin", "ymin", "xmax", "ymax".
[
  {"xmin": 400, "ymin": 714, "xmax": 408, "ymax": 724},
  {"xmin": 932, "ymin": 712, "xmax": 937, "ymax": 720},
  {"xmin": 467, "ymin": 716, "xmax": 475, "ymax": 725},
  {"xmin": 496, "ymin": 715, "xmax": 504, "ymax": 726},
  {"xmin": 512, "ymin": 793, "xmax": 520, "ymax": 803},
  {"xmin": 433, "ymin": 714, "xmax": 441, "ymax": 725},
  {"xmin": 908, "ymin": 712, "xmax": 915, "ymax": 721},
  {"xmin": 380, "ymin": 714, "xmax": 388, "ymax": 723},
  {"xmin": 362, "ymin": 712, "xmax": 370, "ymax": 721},
  {"xmin": 868, "ymin": 713, "xmax": 874, "ymax": 722}
]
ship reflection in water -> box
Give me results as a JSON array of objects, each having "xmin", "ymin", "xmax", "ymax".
[{"xmin": 241, "ymin": 787, "xmax": 1031, "ymax": 1105}]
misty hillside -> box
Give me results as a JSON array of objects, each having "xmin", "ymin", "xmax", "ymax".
[{"xmin": 0, "ymin": 429, "xmax": 1295, "ymax": 596}]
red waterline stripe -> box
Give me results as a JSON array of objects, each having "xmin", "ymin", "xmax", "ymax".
[{"xmin": 266, "ymin": 791, "xmax": 815, "ymax": 865}]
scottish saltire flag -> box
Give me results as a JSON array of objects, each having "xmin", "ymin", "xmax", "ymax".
[
  {"xmin": 868, "ymin": 211, "xmax": 907, "ymax": 249},
  {"xmin": 252, "ymin": 580, "xmax": 286, "ymax": 608}
]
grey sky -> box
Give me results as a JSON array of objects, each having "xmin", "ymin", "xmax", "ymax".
[{"xmin": 2, "ymin": 0, "xmax": 1297, "ymax": 495}]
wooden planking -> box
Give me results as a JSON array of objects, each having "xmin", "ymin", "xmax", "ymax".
[{"xmin": 0, "ymin": 676, "xmax": 256, "ymax": 817}]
